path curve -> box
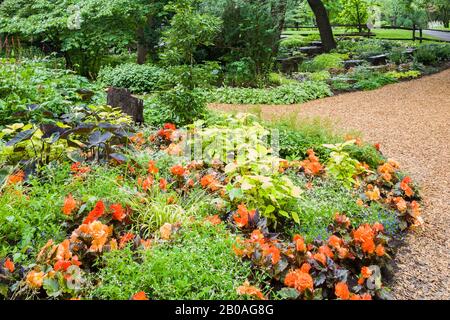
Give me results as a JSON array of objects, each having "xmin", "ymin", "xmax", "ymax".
[
  {"xmin": 423, "ymin": 30, "xmax": 450, "ymax": 42},
  {"xmin": 211, "ymin": 69, "xmax": 450, "ymax": 299}
]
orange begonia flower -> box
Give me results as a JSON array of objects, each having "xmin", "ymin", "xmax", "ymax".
[
  {"xmin": 313, "ymin": 252, "xmax": 327, "ymax": 266},
  {"xmin": 375, "ymin": 244, "xmax": 386, "ymax": 256},
  {"xmin": 110, "ymin": 203, "xmax": 126, "ymax": 222},
  {"xmin": 335, "ymin": 282, "xmax": 350, "ymax": 300},
  {"xmin": 170, "ymin": 165, "xmax": 186, "ymax": 176},
  {"xmin": 63, "ymin": 194, "xmax": 77, "ymax": 216},
  {"xmin": 236, "ymin": 281, "xmax": 266, "ymax": 300},
  {"xmin": 26, "ymin": 270, "xmax": 45, "ymax": 289},
  {"xmin": 293, "ymin": 235, "xmax": 306, "ymax": 252},
  {"xmin": 159, "ymin": 178, "xmax": 168, "ymax": 191},
  {"xmin": 4, "ymin": 258, "xmax": 14, "ymax": 273},
  {"xmin": 284, "ymin": 269, "xmax": 314, "ymax": 293},
  {"xmin": 160, "ymin": 223, "xmax": 173, "ymax": 240},
  {"xmin": 83, "ymin": 200, "xmax": 106, "ymax": 224},
  {"xmin": 147, "ymin": 160, "xmax": 159, "ymax": 175},
  {"xmin": 328, "ymin": 235, "xmax": 342, "ymax": 249},
  {"xmin": 361, "ymin": 266, "xmax": 372, "ymax": 279},
  {"xmin": 132, "ymin": 291, "xmax": 149, "ymax": 300}
]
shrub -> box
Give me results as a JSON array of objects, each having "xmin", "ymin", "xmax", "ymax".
[
  {"xmin": 224, "ymin": 59, "xmax": 256, "ymax": 87},
  {"xmin": 97, "ymin": 63, "xmax": 172, "ymax": 94},
  {"xmin": 150, "ymin": 86, "xmax": 207, "ymax": 126},
  {"xmin": 414, "ymin": 44, "xmax": 450, "ymax": 65},
  {"xmin": 0, "ymin": 59, "xmax": 98, "ymax": 126},
  {"xmin": 207, "ymin": 81, "xmax": 332, "ymax": 105},
  {"xmin": 90, "ymin": 223, "xmax": 256, "ymax": 300},
  {"xmin": 300, "ymin": 53, "xmax": 348, "ymax": 72}
]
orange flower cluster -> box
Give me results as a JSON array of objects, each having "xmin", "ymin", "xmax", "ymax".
[
  {"xmin": 353, "ymin": 224, "xmax": 385, "ymax": 256},
  {"xmin": 7, "ymin": 170, "xmax": 25, "ymax": 185},
  {"xmin": 400, "ymin": 176, "xmax": 414, "ymax": 197},
  {"xmin": 236, "ymin": 281, "xmax": 266, "ymax": 300},
  {"xmin": 204, "ymin": 215, "xmax": 222, "ymax": 226},
  {"xmin": 159, "ymin": 178, "xmax": 168, "ymax": 191},
  {"xmin": 335, "ymin": 282, "xmax": 372, "ymax": 300},
  {"xmin": 200, "ymin": 174, "xmax": 220, "ymax": 192},
  {"xmin": 233, "ymin": 204, "xmax": 256, "ymax": 229},
  {"xmin": 63, "ymin": 194, "xmax": 77, "ymax": 216},
  {"xmin": 377, "ymin": 159, "xmax": 400, "ymax": 182},
  {"xmin": 284, "ymin": 265, "xmax": 314, "ymax": 293},
  {"xmin": 83, "ymin": 200, "xmax": 106, "ymax": 224},
  {"xmin": 71, "ymin": 221, "xmax": 114, "ymax": 252},
  {"xmin": 300, "ymin": 149, "xmax": 324, "ymax": 176},
  {"xmin": 4, "ymin": 258, "xmax": 15, "ymax": 273},
  {"xmin": 170, "ymin": 165, "xmax": 187, "ymax": 177},
  {"xmin": 70, "ymin": 162, "xmax": 91, "ymax": 176},
  {"xmin": 365, "ymin": 184, "xmax": 381, "ymax": 201},
  {"xmin": 132, "ymin": 291, "xmax": 149, "ymax": 300},
  {"xmin": 130, "ymin": 132, "xmax": 146, "ymax": 149},
  {"xmin": 156, "ymin": 123, "xmax": 177, "ymax": 141}
]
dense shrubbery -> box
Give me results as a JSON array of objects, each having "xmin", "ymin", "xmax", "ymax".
[
  {"xmin": 0, "ymin": 59, "xmax": 99, "ymax": 126},
  {"xmin": 97, "ymin": 63, "xmax": 172, "ymax": 94},
  {"xmin": 207, "ymin": 81, "xmax": 332, "ymax": 105}
]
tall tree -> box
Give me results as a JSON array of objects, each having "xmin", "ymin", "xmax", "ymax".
[{"xmin": 307, "ymin": 0, "xmax": 336, "ymax": 51}]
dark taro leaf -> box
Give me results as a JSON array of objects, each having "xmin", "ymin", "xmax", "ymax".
[
  {"xmin": 26, "ymin": 104, "xmax": 40, "ymax": 111},
  {"xmin": 47, "ymin": 132, "xmax": 61, "ymax": 144},
  {"xmin": 89, "ymin": 131, "xmax": 113, "ymax": 146},
  {"xmin": 109, "ymin": 153, "xmax": 127, "ymax": 163},
  {"xmin": 61, "ymin": 123, "xmax": 95, "ymax": 138},
  {"xmin": 40, "ymin": 124, "xmax": 66, "ymax": 139},
  {"xmin": 114, "ymin": 127, "xmax": 134, "ymax": 138},
  {"xmin": 6, "ymin": 129, "xmax": 35, "ymax": 147},
  {"xmin": 98, "ymin": 123, "xmax": 120, "ymax": 131},
  {"xmin": 67, "ymin": 150, "xmax": 85, "ymax": 163}
]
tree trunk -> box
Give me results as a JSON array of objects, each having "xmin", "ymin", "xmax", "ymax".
[
  {"xmin": 136, "ymin": 26, "xmax": 148, "ymax": 65},
  {"xmin": 271, "ymin": 0, "xmax": 288, "ymax": 55},
  {"xmin": 107, "ymin": 87, "xmax": 144, "ymax": 124},
  {"xmin": 307, "ymin": 0, "xmax": 336, "ymax": 52}
]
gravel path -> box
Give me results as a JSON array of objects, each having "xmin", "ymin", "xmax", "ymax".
[{"xmin": 210, "ymin": 69, "xmax": 450, "ymax": 300}]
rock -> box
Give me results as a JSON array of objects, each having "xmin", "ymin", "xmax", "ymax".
[
  {"xmin": 310, "ymin": 41, "xmax": 323, "ymax": 47},
  {"xmin": 277, "ymin": 56, "xmax": 304, "ymax": 74},
  {"xmin": 106, "ymin": 87, "xmax": 144, "ymax": 124},
  {"xmin": 299, "ymin": 46, "xmax": 323, "ymax": 56},
  {"xmin": 367, "ymin": 54, "xmax": 388, "ymax": 66},
  {"xmin": 344, "ymin": 60, "xmax": 365, "ymax": 69}
]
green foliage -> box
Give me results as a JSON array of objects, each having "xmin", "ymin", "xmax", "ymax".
[
  {"xmin": 97, "ymin": 63, "xmax": 172, "ymax": 94},
  {"xmin": 220, "ymin": 0, "xmax": 279, "ymax": 82},
  {"xmin": 288, "ymin": 175, "xmax": 399, "ymax": 242},
  {"xmin": 338, "ymin": 0, "xmax": 369, "ymax": 28},
  {"xmin": 300, "ymin": 53, "xmax": 348, "ymax": 72},
  {"xmin": 155, "ymin": 86, "xmax": 207, "ymax": 126},
  {"xmin": 386, "ymin": 70, "xmax": 421, "ymax": 80},
  {"xmin": 160, "ymin": 0, "xmax": 222, "ymax": 66},
  {"xmin": 90, "ymin": 223, "xmax": 255, "ymax": 300},
  {"xmin": 0, "ymin": 59, "xmax": 99, "ymax": 126},
  {"xmin": 332, "ymin": 66, "xmax": 397, "ymax": 91},
  {"xmin": 0, "ymin": 105, "xmax": 134, "ymax": 167},
  {"xmin": 323, "ymin": 140, "xmax": 362, "ymax": 189},
  {"xmin": 224, "ymin": 59, "xmax": 257, "ymax": 87},
  {"xmin": 207, "ymin": 81, "xmax": 332, "ymax": 105},
  {"xmin": 414, "ymin": 43, "xmax": 450, "ymax": 65},
  {"xmin": 272, "ymin": 118, "xmax": 341, "ymax": 161},
  {"xmin": 0, "ymin": 0, "xmax": 157, "ymax": 76}
]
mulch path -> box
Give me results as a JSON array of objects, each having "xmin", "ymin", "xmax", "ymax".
[{"xmin": 210, "ymin": 69, "xmax": 450, "ymax": 299}]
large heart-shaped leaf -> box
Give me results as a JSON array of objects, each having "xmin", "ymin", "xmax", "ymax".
[
  {"xmin": 6, "ymin": 129, "xmax": 35, "ymax": 147},
  {"xmin": 89, "ymin": 131, "xmax": 113, "ymax": 147}
]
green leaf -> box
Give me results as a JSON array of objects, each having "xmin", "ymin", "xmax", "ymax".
[{"xmin": 291, "ymin": 211, "xmax": 300, "ymax": 224}]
